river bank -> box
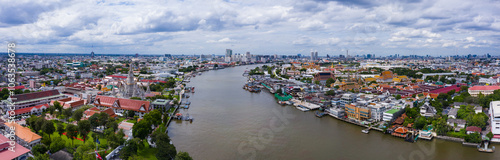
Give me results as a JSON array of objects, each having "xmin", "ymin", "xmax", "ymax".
[{"xmin": 168, "ymin": 64, "xmax": 499, "ymax": 160}]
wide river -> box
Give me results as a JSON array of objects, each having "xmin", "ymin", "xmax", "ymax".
[{"xmin": 168, "ymin": 64, "xmax": 499, "ymax": 160}]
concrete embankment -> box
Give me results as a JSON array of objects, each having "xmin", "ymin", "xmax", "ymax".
[{"xmin": 435, "ymin": 135, "xmax": 464, "ymax": 143}]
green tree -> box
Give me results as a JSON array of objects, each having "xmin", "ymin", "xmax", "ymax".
[
  {"xmin": 175, "ymin": 152, "xmax": 193, "ymax": 160},
  {"xmin": 132, "ymin": 120, "xmax": 152, "ymax": 140},
  {"xmin": 325, "ymin": 78, "xmax": 335, "ymax": 87},
  {"xmin": 325, "ymin": 90, "xmax": 335, "ymax": 96},
  {"xmin": 72, "ymin": 109, "xmax": 84, "ymax": 121},
  {"xmin": 127, "ymin": 110, "xmax": 135, "ymax": 118},
  {"xmin": 62, "ymin": 108, "xmax": 73, "ymax": 121},
  {"xmin": 31, "ymin": 154, "xmax": 50, "ymax": 160},
  {"xmin": 465, "ymin": 132, "xmax": 482, "ymax": 143},
  {"xmin": 49, "ymin": 136, "xmax": 65, "ymax": 152},
  {"xmin": 414, "ymin": 117, "xmax": 427, "ymax": 130},
  {"xmin": 395, "ymin": 94, "xmax": 402, "ymax": 100},
  {"xmin": 106, "ymin": 117, "xmax": 119, "ymax": 132},
  {"xmin": 32, "ymin": 144, "xmax": 48, "ymax": 156},
  {"xmin": 130, "ymin": 97, "xmax": 142, "ymax": 100},
  {"xmin": 144, "ymin": 109, "xmax": 162, "ymax": 126},
  {"xmin": 97, "ymin": 84, "xmax": 102, "ymax": 90},
  {"xmin": 78, "ymin": 120, "xmax": 91, "ymax": 143},
  {"xmin": 56, "ymin": 123, "xmax": 65, "ymax": 136},
  {"xmin": 42, "ymin": 120, "xmax": 55, "ymax": 139},
  {"xmin": 98, "ymin": 112, "xmax": 110, "ymax": 129},
  {"xmin": 314, "ymin": 80, "xmax": 320, "ymax": 85},
  {"xmin": 53, "ymin": 101, "xmax": 62, "ymax": 112},
  {"xmin": 487, "ymin": 132, "xmax": 494, "ymax": 140},
  {"xmin": 66, "ymin": 124, "xmax": 78, "ymax": 146},
  {"xmin": 155, "ymin": 132, "xmax": 177, "ymax": 160},
  {"xmin": 120, "ymin": 138, "xmax": 143, "ymax": 159},
  {"xmin": 48, "ymin": 106, "xmax": 56, "ymax": 115},
  {"xmin": 433, "ymin": 118, "xmax": 450, "ymax": 136},
  {"xmin": 34, "ymin": 117, "xmax": 47, "ymax": 133},
  {"xmin": 89, "ymin": 114, "xmax": 100, "ymax": 129}
]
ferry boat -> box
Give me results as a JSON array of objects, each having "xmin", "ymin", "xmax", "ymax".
[
  {"xmin": 315, "ymin": 111, "xmax": 325, "ymax": 117},
  {"xmin": 296, "ymin": 105, "xmax": 310, "ymax": 112},
  {"xmin": 478, "ymin": 140, "xmax": 495, "ymax": 153},
  {"xmin": 362, "ymin": 129, "xmax": 370, "ymax": 134}
]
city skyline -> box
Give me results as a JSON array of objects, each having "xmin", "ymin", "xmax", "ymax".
[{"xmin": 1, "ymin": 0, "xmax": 500, "ymax": 55}]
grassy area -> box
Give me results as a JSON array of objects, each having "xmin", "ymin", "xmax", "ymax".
[
  {"xmin": 117, "ymin": 117, "xmax": 126, "ymax": 122},
  {"xmin": 137, "ymin": 140, "xmax": 158, "ymax": 160},
  {"xmin": 168, "ymin": 107, "xmax": 175, "ymax": 113},
  {"xmin": 51, "ymin": 121, "xmax": 108, "ymax": 147},
  {"xmin": 126, "ymin": 119, "xmax": 136, "ymax": 123}
]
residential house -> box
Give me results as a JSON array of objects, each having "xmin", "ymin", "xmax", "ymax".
[
  {"xmin": 447, "ymin": 119, "xmax": 466, "ymax": 131},
  {"xmin": 447, "ymin": 108, "xmax": 459, "ymax": 119},
  {"xmin": 420, "ymin": 100, "xmax": 437, "ymax": 117}
]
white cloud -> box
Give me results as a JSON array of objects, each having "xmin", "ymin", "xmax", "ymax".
[{"xmin": 0, "ymin": 0, "xmax": 498, "ymax": 55}]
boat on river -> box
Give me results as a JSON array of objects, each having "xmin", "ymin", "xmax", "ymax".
[{"xmin": 296, "ymin": 105, "xmax": 310, "ymax": 112}]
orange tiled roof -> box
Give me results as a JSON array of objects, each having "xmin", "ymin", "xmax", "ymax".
[{"xmin": 4, "ymin": 122, "xmax": 41, "ymax": 143}]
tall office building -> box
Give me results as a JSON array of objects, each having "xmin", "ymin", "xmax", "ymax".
[
  {"xmin": 225, "ymin": 49, "xmax": 233, "ymax": 62},
  {"xmin": 311, "ymin": 51, "xmax": 318, "ymax": 60}
]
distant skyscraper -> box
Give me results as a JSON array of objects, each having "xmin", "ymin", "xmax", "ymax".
[
  {"xmin": 165, "ymin": 54, "xmax": 172, "ymax": 58},
  {"xmin": 91, "ymin": 45, "xmax": 95, "ymax": 58},
  {"xmin": 225, "ymin": 49, "xmax": 233, "ymax": 62}
]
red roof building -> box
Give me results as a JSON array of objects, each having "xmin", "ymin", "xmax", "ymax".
[
  {"xmin": 50, "ymin": 97, "xmax": 85, "ymax": 109},
  {"xmin": 0, "ymin": 134, "xmax": 30, "ymax": 160},
  {"xmin": 468, "ymin": 85, "xmax": 500, "ymax": 97},
  {"xmin": 10, "ymin": 103, "xmax": 48, "ymax": 116},
  {"xmin": 10, "ymin": 89, "xmax": 65, "ymax": 110},
  {"xmin": 94, "ymin": 95, "xmax": 150, "ymax": 117},
  {"xmin": 0, "ymin": 85, "xmax": 25, "ymax": 91},
  {"xmin": 466, "ymin": 126, "xmax": 482, "ymax": 134}
]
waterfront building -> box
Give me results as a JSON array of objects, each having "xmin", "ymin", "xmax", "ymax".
[
  {"xmin": 368, "ymin": 104, "xmax": 386, "ymax": 121},
  {"xmin": 468, "ymin": 85, "xmax": 500, "ymax": 97},
  {"xmin": 447, "ymin": 108, "xmax": 459, "ymax": 119},
  {"xmin": 0, "ymin": 134, "xmax": 30, "ymax": 160},
  {"xmin": 327, "ymin": 107, "xmax": 345, "ymax": 118},
  {"xmin": 383, "ymin": 108, "xmax": 403, "ymax": 122},
  {"xmin": 447, "ymin": 118, "xmax": 466, "ymax": 132},
  {"xmin": 345, "ymin": 104, "xmax": 371, "ymax": 121},
  {"xmin": 151, "ymin": 99, "xmax": 172, "ymax": 111},
  {"xmin": 340, "ymin": 93, "xmax": 356, "ymax": 108},
  {"xmin": 420, "ymin": 99, "xmax": 437, "ymax": 117},
  {"xmin": 3, "ymin": 122, "xmax": 42, "ymax": 149},
  {"xmin": 94, "ymin": 95, "xmax": 151, "ymax": 118},
  {"xmin": 3, "ymin": 89, "xmax": 66, "ymax": 111},
  {"xmin": 490, "ymin": 101, "xmax": 500, "ymax": 142}
]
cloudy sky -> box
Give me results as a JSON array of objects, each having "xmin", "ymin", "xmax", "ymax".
[{"xmin": 1, "ymin": 0, "xmax": 500, "ymax": 56}]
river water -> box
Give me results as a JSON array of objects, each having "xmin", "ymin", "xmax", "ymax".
[{"xmin": 168, "ymin": 64, "xmax": 499, "ymax": 160}]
